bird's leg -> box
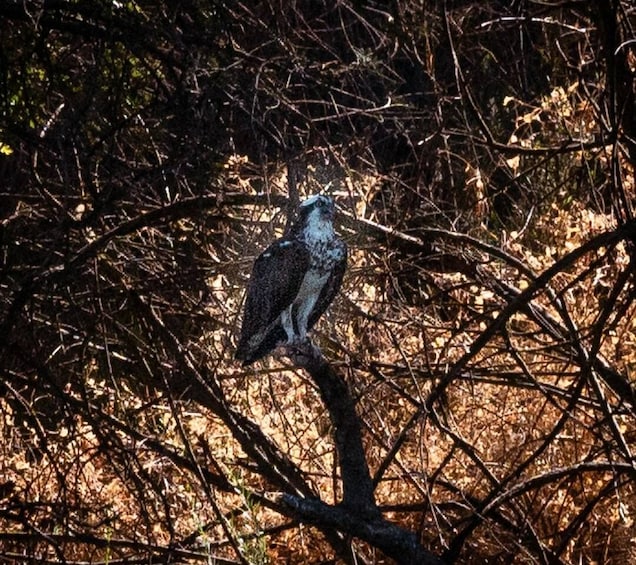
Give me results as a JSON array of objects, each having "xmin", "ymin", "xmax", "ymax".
[
  {"xmin": 295, "ymin": 295, "xmax": 317, "ymax": 343},
  {"xmin": 280, "ymin": 307, "xmax": 298, "ymax": 343},
  {"xmin": 281, "ymin": 304, "xmax": 312, "ymax": 347}
]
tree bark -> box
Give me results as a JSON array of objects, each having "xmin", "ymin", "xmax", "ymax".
[{"xmin": 288, "ymin": 345, "xmax": 446, "ymax": 565}]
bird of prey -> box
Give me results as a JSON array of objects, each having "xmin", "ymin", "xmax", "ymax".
[{"xmin": 235, "ymin": 194, "xmax": 347, "ymax": 365}]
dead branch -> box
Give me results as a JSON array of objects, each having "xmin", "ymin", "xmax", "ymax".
[{"xmin": 288, "ymin": 344, "xmax": 445, "ymax": 564}]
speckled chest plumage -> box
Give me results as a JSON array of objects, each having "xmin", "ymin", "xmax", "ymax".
[{"xmin": 305, "ymin": 237, "xmax": 347, "ymax": 274}]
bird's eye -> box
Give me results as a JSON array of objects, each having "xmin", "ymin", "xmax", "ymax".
[{"xmin": 316, "ymin": 199, "xmax": 324, "ymax": 207}]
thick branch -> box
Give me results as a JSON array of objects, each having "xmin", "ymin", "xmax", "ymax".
[
  {"xmin": 280, "ymin": 494, "xmax": 445, "ymax": 565},
  {"xmin": 289, "ymin": 345, "xmax": 445, "ymax": 564},
  {"xmin": 292, "ymin": 346, "xmax": 378, "ymax": 516}
]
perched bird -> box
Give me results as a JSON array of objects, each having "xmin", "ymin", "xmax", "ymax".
[{"xmin": 235, "ymin": 194, "xmax": 347, "ymax": 365}]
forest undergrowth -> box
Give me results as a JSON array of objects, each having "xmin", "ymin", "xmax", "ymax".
[{"xmin": 1, "ymin": 1, "xmax": 636, "ymax": 563}]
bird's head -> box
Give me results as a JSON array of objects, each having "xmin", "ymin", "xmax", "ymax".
[
  {"xmin": 296, "ymin": 194, "xmax": 336, "ymax": 241},
  {"xmin": 300, "ymin": 194, "xmax": 335, "ymax": 220}
]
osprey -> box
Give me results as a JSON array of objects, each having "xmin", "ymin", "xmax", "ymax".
[{"xmin": 235, "ymin": 194, "xmax": 347, "ymax": 365}]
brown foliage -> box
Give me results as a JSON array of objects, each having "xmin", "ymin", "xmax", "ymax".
[{"xmin": 1, "ymin": 1, "xmax": 636, "ymax": 563}]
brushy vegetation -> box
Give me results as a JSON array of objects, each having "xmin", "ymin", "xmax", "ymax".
[{"xmin": 1, "ymin": 1, "xmax": 636, "ymax": 563}]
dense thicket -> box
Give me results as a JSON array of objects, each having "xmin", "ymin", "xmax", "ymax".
[{"xmin": 1, "ymin": 1, "xmax": 635, "ymax": 563}]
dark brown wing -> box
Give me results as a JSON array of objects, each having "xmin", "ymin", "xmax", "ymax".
[
  {"xmin": 308, "ymin": 241, "xmax": 347, "ymax": 330},
  {"xmin": 235, "ymin": 238, "xmax": 309, "ymax": 363}
]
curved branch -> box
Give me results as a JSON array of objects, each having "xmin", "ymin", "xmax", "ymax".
[
  {"xmin": 288, "ymin": 344, "xmax": 445, "ymax": 564},
  {"xmin": 292, "ymin": 346, "xmax": 378, "ymax": 516}
]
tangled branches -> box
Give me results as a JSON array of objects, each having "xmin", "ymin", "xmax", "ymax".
[{"xmin": 1, "ymin": 0, "xmax": 636, "ymax": 563}]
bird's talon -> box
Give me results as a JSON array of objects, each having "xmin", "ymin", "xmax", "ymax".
[{"xmin": 282, "ymin": 339, "xmax": 322, "ymax": 366}]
